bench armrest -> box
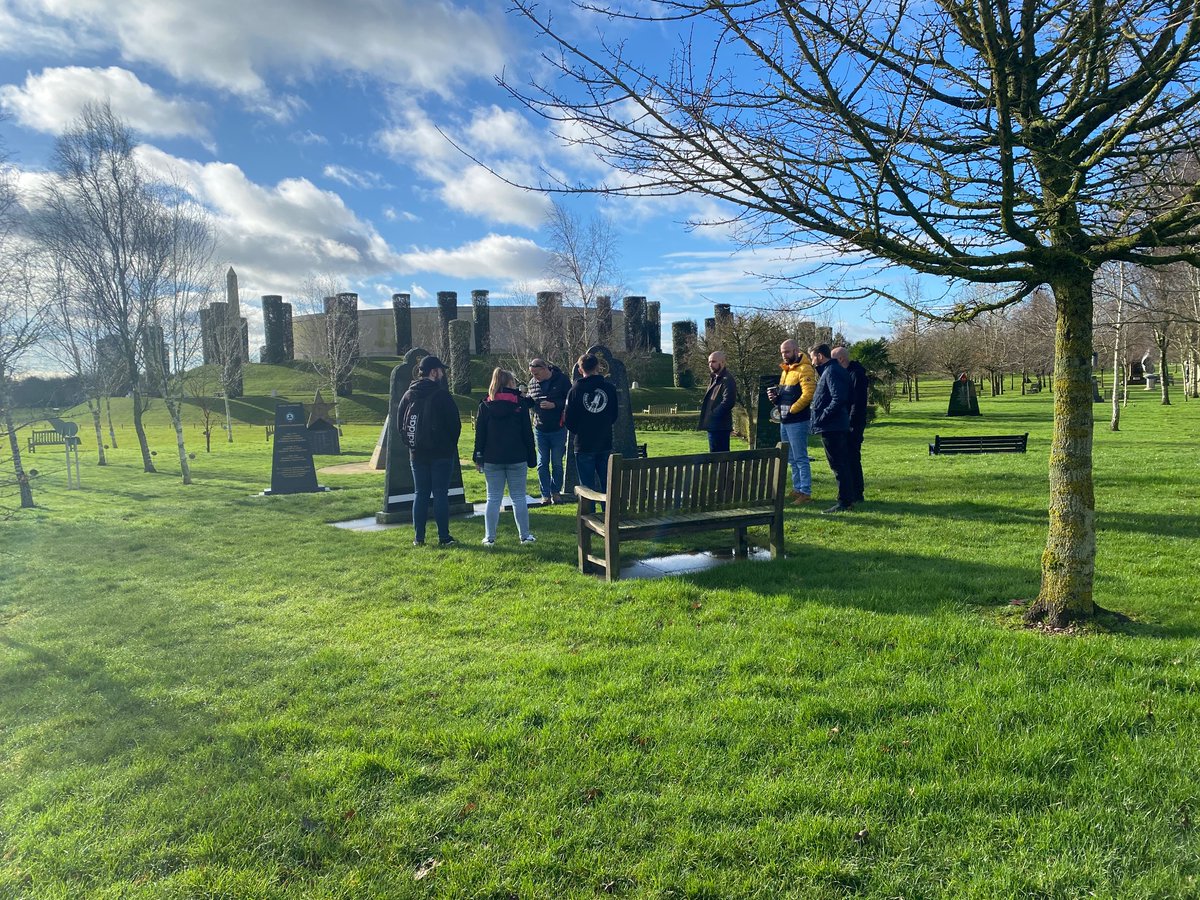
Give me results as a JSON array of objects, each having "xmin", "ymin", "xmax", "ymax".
[{"xmin": 574, "ymin": 485, "xmax": 607, "ymax": 502}]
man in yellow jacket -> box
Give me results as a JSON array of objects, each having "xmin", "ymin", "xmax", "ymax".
[{"xmin": 767, "ymin": 339, "xmax": 817, "ymax": 503}]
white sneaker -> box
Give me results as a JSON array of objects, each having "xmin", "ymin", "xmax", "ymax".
[
  {"xmin": 481, "ymin": 537, "xmax": 495, "ymax": 547},
  {"xmin": 520, "ymin": 534, "xmax": 537, "ymax": 544}
]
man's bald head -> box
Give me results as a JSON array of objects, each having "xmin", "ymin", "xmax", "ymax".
[
  {"xmin": 708, "ymin": 351, "xmax": 726, "ymax": 373},
  {"xmin": 780, "ymin": 339, "xmax": 799, "ymax": 364},
  {"xmin": 832, "ymin": 346, "xmax": 850, "ymax": 368}
]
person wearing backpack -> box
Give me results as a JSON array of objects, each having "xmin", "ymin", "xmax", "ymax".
[
  {"xmin": 396, "ymin": 355, "xmax": 462, "ymax": 546},
  {"xmin": 473, "ymin": 368, "xmax": 538, "ymax": 546}
]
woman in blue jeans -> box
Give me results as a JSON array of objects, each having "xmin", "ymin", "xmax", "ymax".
[{"xmin": 473, "ymin": 369, "xmax": 538, "ymax": 545}]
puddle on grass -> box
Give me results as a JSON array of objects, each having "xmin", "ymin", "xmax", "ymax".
[{"xmin": 620, "ymin": 547, "xmax": 773, "ymax": 580}]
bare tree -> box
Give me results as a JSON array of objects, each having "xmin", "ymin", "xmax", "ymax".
[
  {"xmin": 503, "ymin": 0, "xmax": 1200, "ymax": 624},
  {"xmin": 33, "ymin": 102, "xmax": 167, "ymax": 473},
  {"xmin": 296, "ymin": 273, "xmax": 355, "ymax": 425},
  {"xmin": 544, "ymin": 200, "xmax": 623, "ymax": 356},
  {"xmin": 0, "ymin": 207, "xmax": 46, "ymax": 510}
]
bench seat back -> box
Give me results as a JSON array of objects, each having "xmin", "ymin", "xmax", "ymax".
[{"xmin": 606, "ymin": 446, "xmax": 787, "ymax": 521}]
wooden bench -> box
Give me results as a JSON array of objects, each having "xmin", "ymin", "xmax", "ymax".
[
  {"xmin": 575, "ymin": 444, "xmax": 788, "ymax": 582},
  {"xmin": 27, "ymin": 429, "xmax": 65, "ymax": 452},
  {"xmin": 929, "ymin": 433, "xmax": 1028, "ymax": 455},
  {"xmin": 266, "ymin": 424, "xmax": 275, "ymax": 440},
  {"xmin": 636, "ymin": 443, "xmax": 648, "ymax": 459},
  {"xmin": 641, "ymin": 404, "xmax": 679, "ymax": 414}
]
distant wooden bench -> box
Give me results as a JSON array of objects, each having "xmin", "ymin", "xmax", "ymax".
[
  {"xmin": 929, "ymin": 433, "xmax": 1028, "ymax": 455},
  {"xmin": 641, "ymin": 405, "xmax": 679, "ymax": 414},
  {"xmin": 575, "ymin": 444, "xmax": 788, "ymax": 582},
  {"xmin": 266, "ymin": 424, "xmax": 275, "ymax": 440},
  {"xmin": 636, "ymin": 443, "xmax": 648, "ymax": 459},
  {"xmin": 27, "ymin": 430, "xmax": 65, "ymax": 452}
]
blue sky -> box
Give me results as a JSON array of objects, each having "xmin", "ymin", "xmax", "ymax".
[{"xmin": 0, "ymin": 0, "xmax": 891, "ymax": 352}]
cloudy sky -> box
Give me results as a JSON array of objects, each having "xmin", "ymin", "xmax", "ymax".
[{"xmin": 0, "ymin": 0, "xmax": 889, "ymax": 352}]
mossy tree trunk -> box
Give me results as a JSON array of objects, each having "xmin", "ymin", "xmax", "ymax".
[{"xmin": 1025, "ymin": 269, "xmax": 1096, "ymax": 626}]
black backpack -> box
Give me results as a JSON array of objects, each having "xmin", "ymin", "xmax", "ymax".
[{"xmin": 397, "ymin": 391, "xmax": 434, "ymax": 453}]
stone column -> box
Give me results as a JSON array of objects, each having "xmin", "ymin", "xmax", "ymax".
[
  {"xmin": 392, "ymin": 293, "xmax": 412, "ymax": 356},
  {"xmin": 536, "ymin": 291, "xmax": 562, "ymax": 357},
  {"xmin": 623, "ymin": 296, "xmax": 647, "ymax": 352},
  {"xmin": 282, "ymin": 304, "xmax": 294, "ymax": 361},
  {"xmin": 596, "ymin": 295, "xmax": 613, "ymax": 345},
  {"xmin": 796, "ymin": 321, "xmax": 817, "ymax": 352},
  {"xmin": 437, "ymin": 291, "xmax": 458, "ymax": 361},
  {"xmin": 672, "ymin": 320, "xmax": 698, "ymax": 389},
  {"xmin": 704, "ymin": 317, "xmax": 716, "ymax": 343},
  {"xmin": 199, "ymin": 306, "xmax": 216, "ymax": 364},
  {"xmin": 713, "ymin": 304, "xmax": 733, "ymax": 345},
  {"xmin": 448, "ymin": 319, "xmax": 472, "ymax": 395},
  {"xmin": 472, "ymin": 289, "xmax": 490, "ymax": 355},
  {"xmin": 647, "ymin": 301, "xmax": 662, "ymax": 352},
  {"xmin": 262, "ymin": 295, "xmax": 286, "ymax": 364},
  {"xmin": 224, "ymin": 268, "xmax": 244, "ymax": 398}
]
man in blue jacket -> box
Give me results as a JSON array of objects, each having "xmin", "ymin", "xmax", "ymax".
[
  {"xmin": 808, "ymin": 343, "xmax": 854, "ymax": 513},
  {"xmin": 525, "ymin": 357, "xmax": 572, "ymax": 505}
]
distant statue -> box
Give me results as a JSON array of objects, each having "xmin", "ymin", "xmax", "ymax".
[{"xmin": 1141, "ymin": 350, "xmax": 1154, "ymax": 375}]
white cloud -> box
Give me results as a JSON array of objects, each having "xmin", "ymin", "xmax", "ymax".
[
  {"xmin": 0, "ymin": 66, "xmax": 209, "ymax": 140},
  {"xmin": 323, "ymin": 165, "xmax": 389, "ymax": 190},
  {"xmin": 397, "ymin": 234, "xmax": 548, "ymax": 282},
  {"xmin": 383, "ymin": 207, "xmax": 419, "ymax": 223},
  {"xmin": 3, "ymin": 0, "xmax": 508, "ymax": 99},
  {"xmin": 133, "ymin": 145, "xmax": 400, "ymax": 297},
  {"xmin": 378, "ymin": 103, "xmax": 553, "ymax": 229}
]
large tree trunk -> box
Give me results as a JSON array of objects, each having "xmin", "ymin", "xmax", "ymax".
[
  {"xmin": 2, "ymin": 400, "xmax": 36, "ymax": 510},
  {"xmin": 1025, "ymin": 272, "xmax": 1096, "ymax": 626},
  {"xmin": 131, "ymin": 386, "xmax": 156, "ymax": 473},
  {"xmin": 87, "ymin": 398, "xmax": 108, "ymax": 465}
]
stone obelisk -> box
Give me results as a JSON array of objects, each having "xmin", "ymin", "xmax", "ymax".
[{"xmin": 225, "ymin": 266, "xmax": 244, "ymax": 398}]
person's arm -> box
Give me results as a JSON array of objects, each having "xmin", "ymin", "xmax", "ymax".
[
  {"xmin": 443, "ymin": 392, "xmax": 462, "ymax": 444},
  {"xmin": 523, "ymin": 414, "xmax": 537, "ymax": 467},
  {"xmin": 713, "ymin": 374, "xmax": 737, "ymax": 418},
  {"xmin": 563, "ymin": 388, "xmax": 578, "ymax": 432},
  {"xmin": 473, "ymin": 404, "xmax": 487, "ymax": 464}
]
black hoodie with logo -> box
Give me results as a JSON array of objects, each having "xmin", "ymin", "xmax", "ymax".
[
  {"xmin": 396, "ymin": 377, "xmax": 462, "ymax": 462},
  {"xmin": 564, "ymin": 373, "xmax": 618, "ymax": 453}
]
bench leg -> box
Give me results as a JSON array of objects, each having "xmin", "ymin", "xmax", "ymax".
[
  {"xmin": 578, "ymin": 518, "xmax": 592, "ymax": 575},
  {"xmin": 769, "ymin": 513, "xmax": 785, "ymax": 560},
  {"xmin": 604, "ymin": 532, "xmax": 620, "ymax": 583},
  {"xmin": 734, "ymin": 526, "xmax": 748, "ymax": 558}
]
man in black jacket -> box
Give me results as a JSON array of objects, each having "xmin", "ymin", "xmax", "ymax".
[
  {"xmin": 833, "ymin": 346, "xmax": 870, "ymax": 504},
  {"xmin": 697, "ymin": 351, "xmax": 738, "ymax": 451},
  {"xmin": 525, "ymin": 357, "xmax": 572, "ymax": 505},
  {"xmin": 564, "ymin": 353, "xmax": 619, "ymax": 498},
  {"xmin": 397, "ymin": 355, "xmax": 462, "ymax": 546}
]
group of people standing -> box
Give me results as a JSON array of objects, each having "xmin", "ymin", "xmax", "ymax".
[
  {"xmin": 397, "ymin": 338, "xmax": 869, "ymax": 548},
  {"xmin": 396, "ymin": 352, "xmax": 618, "ymax": 547},
  {"xmin": 700, "ymin": 341, "xmax": 869, "ymax": 514}
]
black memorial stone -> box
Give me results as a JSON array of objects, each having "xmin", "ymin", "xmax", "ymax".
[
  {"xmin": 306, "ymin": 390, "xmax": 341, "ymax": 455},
  {"xmin": 268, "ymin": 403, "xmax": 320, "ymax": 494},
  {"xmin": 947, "ymin": 378, "xmax": 981, "ymax": 417},
  {"xmin": 377, "ymin": 365, "xmax": 470, "ymax": 523},
  {"xmin": 755, "ymin": 373, "xmax": 782, "ymax": 449}
]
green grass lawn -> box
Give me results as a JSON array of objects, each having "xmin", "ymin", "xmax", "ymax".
[{"xmin": 3, "ymin": 386, "xmax": 1200, "ymax": 897}]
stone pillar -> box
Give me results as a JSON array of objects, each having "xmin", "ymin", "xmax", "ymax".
[
  {"xmin": 448, "ymin": 320, "xmax": 472, "ymax": 395},
  {"xmin": 224, "ymin": 268, "xmax": 244, "ymax": 398},
  {"xmin": 623, "ymin": 296, "xmax": 647, "ymax": 352},
  {"xmin": 646, "ymin": 301, "xmax": 662, "ymax": 352},
  {"xmin": 324, "ymin": 293, "xmax": 359, "ymax": 396},
  {"xmin": 672, "ymin": 320, "xmax": 698, "ymax": 389},
  {"xmin": 596, "ymin": 295, "xmax": 613, "ymax": 345},
  {"xmin": 713, "ymin": 304, "xmax": 733, "ymax": 345},
  {"xmin": 282, "ymin": 304, "xmax": 294, "ymax": 361},
  {"xmin": 816, "ymin": 325, "xmax": 834, "ymax": 347},
  {"xmin": 472, "ymin": 289, "xmax": 490, "ymax": 355},
  {"xmin": 536, "ymin": 291, "xmax": 562, "ymax": 358},
  {"xmin": 262, "ymin": 295, "xmax": 287, "ymax": 364},
  {"xmin": 437, "ymin": 291, "xmax": 458, "ymax": 361},
  {"xmin": 392, "ymin": 293, "xmax": 412, "ymax": 356},
  {"xmin": 199, "ymin": 306, "xmax": 216, "ymax": 365},
  {"xmin": 704, "ymin": 317, "xmax": 716, "ymax": 343},
  {"xmin": 796, "ymin": 321, "xmax": 817, "ymax": 352}
]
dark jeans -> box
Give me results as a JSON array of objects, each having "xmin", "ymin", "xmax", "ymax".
[
  {"xmin": 575, "ymin": 450, "xmax": 610, "ymax": 511},
  {"xmin": 411, "ymin": 456, "xmax": 453, "ymax": 542},
  {"xmin": 820, "ymin": 430, "xmax": 855, "ymax": 508},
  {"xmin": 707, "ymin": 430, "xmax": 731, "ymax": 452},
  {"xmin": 848, "ymin": 427, "xmax": 865, "ymax": 502}
]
